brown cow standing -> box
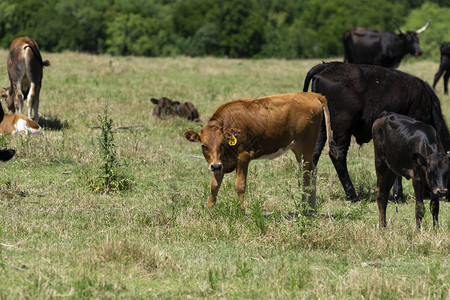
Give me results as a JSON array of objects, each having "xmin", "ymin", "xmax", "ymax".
[
  {"xmin": 184, "ymin": 92, "xmax": 336, "ymax": 210},
  {"xmin": 151, "ymin": 97, "xmax": 200, "ymax": 122},
  {"xmin": 4, "ymin": 36, "xmax": 50, "ymax": 122}
]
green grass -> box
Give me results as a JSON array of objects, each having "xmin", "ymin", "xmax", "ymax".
[{"xmin": 0, "ymin": 51, "xmax": 449, "ymax": 299}]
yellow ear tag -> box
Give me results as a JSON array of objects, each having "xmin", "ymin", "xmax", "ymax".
[{"xmin": 228, "ymin": 134, "xmax": 237, "ymax": 146}]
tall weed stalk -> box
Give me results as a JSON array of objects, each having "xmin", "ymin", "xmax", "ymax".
[{"xmin": 89, "ymin": 101, "xmax": 132, "ymax": 193}]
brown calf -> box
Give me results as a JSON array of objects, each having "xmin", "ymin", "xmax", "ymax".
[
  {"xmin": 151, "ymin": 97, "xmax": 200, "ymax": 121},
  {"xmin": 184, "ymin": 92, "xmax": 336, "ymax": 209},
  {"xmin": 0, "ymin": 113, "xmax": 41, "ymax": 136},
  {"xmin": 4, "ymin": 36, "xmax": 50, "ymax": 122}
]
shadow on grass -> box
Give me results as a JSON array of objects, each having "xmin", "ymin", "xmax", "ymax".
[{"xmin": 38, "ymin": 114, "xmax": 69, "ymax": 130}]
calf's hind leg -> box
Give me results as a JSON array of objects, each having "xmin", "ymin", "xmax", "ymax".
[
  {"xmin": 27, "ymin": 82, "xmax": 40, "ymax": 122},
  {"xmin": 375, "ymin": 163, "xmax": 397, "ymax": 228},
  {"xmin": 293, "ymin": 144, "xmax": 317, "ymax": 210}
]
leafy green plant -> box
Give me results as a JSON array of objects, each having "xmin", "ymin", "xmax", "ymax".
[{"xmin": 88, "ymin": 101, "xmax": 132, "ymax": 193}]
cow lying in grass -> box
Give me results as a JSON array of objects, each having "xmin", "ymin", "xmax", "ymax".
[
  {"xmin": 372, "ymin": 112, "xmax": 449, "ymax": 229},
  {"xmin": 184, "ymin": 92, "xmax": 336, "ymax": 210},
  {"xmin": 151, "ymin": 97, "xmax": 200, "ymax": 122},
  {"xmin": 0, "ymin": 113, "xmax": 41, "ymax": 136}
]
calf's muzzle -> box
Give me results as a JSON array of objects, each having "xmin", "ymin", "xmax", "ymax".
[
  {"xmin": 209, "ymin": 163, "xmax": 223, "ymax": 172},
  {"xmin": 434, "ymin": 188, "xmax": 447, "ymax": 197}
]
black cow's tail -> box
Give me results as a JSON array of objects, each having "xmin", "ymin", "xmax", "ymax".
[
  {"xmin": 302, "ymin": 62, "xmax": 329, "ymax": 92},
  {"xmin": 422, "ymin": 80, "xmax": 450, "ymax": 150}
]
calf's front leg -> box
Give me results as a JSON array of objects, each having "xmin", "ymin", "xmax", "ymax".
[
  {"xmin": 412, "ymin": 178, "xmax": 425, "ymax": 230},
  {"xmin": 430, "ymin": 195, "xmax": 440, "ymax": 228},
  {"xmin": 208, "ymin": 171, "xmax": 224, "ymax": 208},
  {"xmin": 235, "ymin": 154, "xmax": 250, "ymax": 209}
]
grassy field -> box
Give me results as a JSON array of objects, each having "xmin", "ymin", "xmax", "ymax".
[{"xmin": 0, "ymin": 50, "xmax": 448, "ymax": 299}]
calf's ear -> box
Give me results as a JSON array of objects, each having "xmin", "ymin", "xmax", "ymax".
[
  {"xmin": 0, "ymin": 88, "xmax": 8, "ymax": 98},
  {"xmin": 184, "ymin": 130, "xmax": 201, "ymax": 143},
  {"xmin": 173, "ymin": 101, "xmax": 180, "ymax": 105},
  {"xmin": 412, "ymin": 153, "xmax": 427, "ymax": 167},
  {"xmin": 224, "ymin": 128, "xmax": 241, "ymax": 139},
  {"xmin": 150, "ymin": 98, "xmax": 159, "ymax": 105}
]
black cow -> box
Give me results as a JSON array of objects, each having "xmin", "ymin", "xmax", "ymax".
[
  {"xmin": 373, "ymin": 113, "xmax": 449, "ymax": 229},
  {"xmin": 432, "ymin": 42, "xmax": 450, "ymax": 95},
  {"xmin": 343, "ymin": 19, "xmax": 430, "ymax": 68},
  {"xmin": 302, "ymin": 62, "xmax": 450, "ymax": 201}
]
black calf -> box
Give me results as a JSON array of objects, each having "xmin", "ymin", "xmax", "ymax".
[{"xmin": 372, "ymin": 113, "xmax": 449, "ymax": 229}]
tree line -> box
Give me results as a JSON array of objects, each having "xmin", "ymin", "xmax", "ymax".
[{"xmin": 0, "ymin": 0, "xmax": 448, "ymax": 60}]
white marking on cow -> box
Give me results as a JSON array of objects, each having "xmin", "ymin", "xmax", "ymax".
[
  {"xmin": 257, "ymin": 142, "xmax": 294, "ymax": 160},
  {"xmin": 13, "ymin": 118, "xmax": 41, "ymax": 135}
]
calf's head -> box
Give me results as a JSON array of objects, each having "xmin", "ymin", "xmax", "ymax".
[
  {"xmin": 412, "ymin": 152, "xmax": 450, "ymax": 197},
  {"xmin": 184, "ymin": 126, "xmax": 240, "ymax": 172},
  {"xmin": 151, "ymin": 97, "xmax": 180, "ymax": 119}
]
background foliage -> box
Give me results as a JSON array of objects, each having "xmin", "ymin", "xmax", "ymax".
[{"xmin": 0, "ymin": 0, "xmax": 449, "ymax": 59}]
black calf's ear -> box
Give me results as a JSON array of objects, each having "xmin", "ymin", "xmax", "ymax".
[
  {"xmin": 150, "ymin": 98, "xmax": 159, "ymax": 105},
  {"xmin": 173, "ymin": 101, "xmax": 180, "ymax": 105},
  {"xmin": 412, "ymin": 152, "xmax": 427, "ymax": 167}
]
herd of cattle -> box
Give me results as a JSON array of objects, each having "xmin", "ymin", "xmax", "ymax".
[
  {"xmin": 0, "ymin": 36, "xmax": 46, "ymax": 162},
  {"xmin": 0, "ymin": 19, "xmax": 449, "ymax": 229},
  {"xmin": 181, "ymin": 20, "xmax": 450, "ymax": 229}
]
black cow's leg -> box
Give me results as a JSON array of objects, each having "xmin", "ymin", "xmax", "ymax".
[
  {"xmin": 430, "ymin": 194, "xmax": 440, "ymax": 228},
  {"xmin": 443, "ymin": 71, "xmax": 449, "ymax": 95},
  {"xmin": 433, "ymin": 66, "xmax": 444, "ymax": 90},
  {"xmin": 392, "ymin": 176, "xmax": 406, "ymax": 203},
  {"xmin": 329, "ymin": 135, "xmax": 358, "ymax": 201}
]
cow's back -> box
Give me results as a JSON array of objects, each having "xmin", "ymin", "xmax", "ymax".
[
  {"xmin": 7, "ymin": 37, "xmax": 47, "ymax": 74},
  {"xmin": 211, "ymin": 92, "xmax": 325, "ymax": 157},
  {"xmin": 180, "ymin": 102, "xmax": 199, "ymax": 121},
  {"xmin": 213, "ymin": 92, "xmax": 323, "ymax": 134},
  {"xmin": 309, "ymin": 62, "xmax": 436, "ymax": 145}
]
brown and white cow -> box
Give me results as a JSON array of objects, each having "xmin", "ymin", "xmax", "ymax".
[
  {"xmin": 0, "ymin": 105, "xmax": 15, "ymax": 161},
  {"xmin": 184, "ymin": 92, "xmax": 336, "ymax": 210},
  {"xmin": 0, "ymin": 113, "xmax": 41, "ymax": 136},
  {"xmin": 4, "ymin": 36, "xmax": 50, "ymax": 122},
  {"xmin": 151, "ymin": 97, "xmax": 200, "ymax": 122}
]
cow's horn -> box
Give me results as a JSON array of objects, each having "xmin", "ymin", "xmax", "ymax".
[
  {"xmin": 415, "ymin": 19, "xmax": 430, "ymax": 35},
  {"xmin": 392, "ymin": 19, "xmax": 406, "ymax": 35}
]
